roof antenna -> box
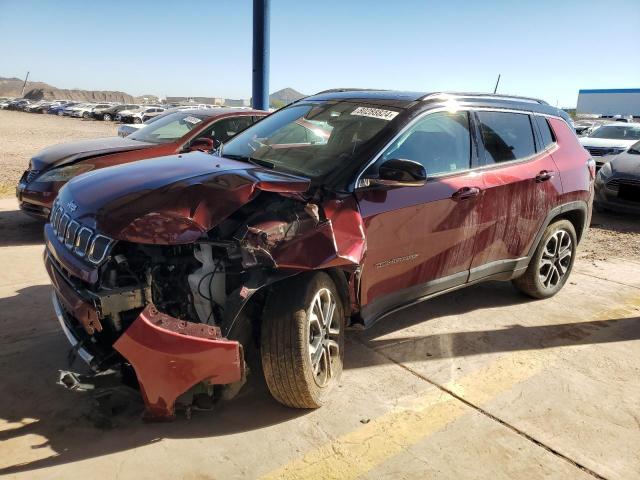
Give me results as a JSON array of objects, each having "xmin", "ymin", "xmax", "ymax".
[{"xmin": 493, "ymin": 74, "xmax": 501, "ymax": 94}]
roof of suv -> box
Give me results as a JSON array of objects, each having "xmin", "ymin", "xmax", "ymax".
[{"xmin": 304, "ymin": 89, "xmax": 569, "ymax": 121}]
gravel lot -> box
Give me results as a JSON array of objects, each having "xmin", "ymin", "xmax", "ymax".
[
  {"xmin": 0, "ymin": 108, "xmax": 637, "ymax": 259},
  {"xmin": 0, "ymin": 109, "xmax": 116, "ymax": 196}
]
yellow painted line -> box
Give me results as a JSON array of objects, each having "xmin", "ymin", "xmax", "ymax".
[{"xmin": 261, "ymin": 299, "xmax": 639, "ymax": 480}]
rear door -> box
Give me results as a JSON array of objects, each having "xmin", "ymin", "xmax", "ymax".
[
  {"xmin": 469, "ymin": 110, "xmax": 562, "ymax": 280},
  {"xmin": 357, "ymin": 109, "xmax": 484, "ymax": 321}
]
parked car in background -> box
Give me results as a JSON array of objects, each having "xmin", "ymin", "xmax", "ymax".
[
  {"xmin": 117, "ymin": 113, "xmax": 167, "ymax": 137},
  {"xmin": 574, "ymin": 121, "xmax": 598, "ymax": 136},
  {"xmin": 89, "ymin": 103, "xmax": 116, "ymax": 119},
  {"xmin": 7, "ymin": 99, "xmax": 31, "ymax": 110},
  {"xmin": 61, "ymin": 103, "xmax": 87, "ymax": 116},
  {"xmin": 94, "ymin": 104, "xmax": 139, "ymax": 121},
  {"xmin": 595, "ymin": 140, "xmax": 640, "ymax": 213},
  {"xmin": 0, "ymin": 99, "xmax": 12, "ymax": 109},
  {"xmin": 579, "ymin": 123, "xmax": 640, "ymax": 169},
  {"xmin": 139, "ymin": 106, "xmax": 166, "ymax": 122},
  {"xmin": 71, "ymin": 103, "xmax": 98, "ymax": 118},
  {"xmin": 17, "ymin": 108, "xmax": 267, "ymax": 218},
  {"xmin": 116, "ymin": 106, "xmax": 164, "ymax": 123},
  {"xmin": 24, "ymin": 101, "xmax": 49, "ymax": 113},
  {"xmin": 41, "ymin": 90, "xmax": 593, "ymax": 419},
  {"xmin": 49, "ymin": 101, "xmax": 78, "ymax": 115}
]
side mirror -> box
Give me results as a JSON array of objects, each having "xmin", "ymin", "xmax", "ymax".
[
  {"xmin": 187, "ymin": 137, "xmax": 215, "ymax": 152},
  {"xmin": 360, "ymin": 159, "xmax": 426, "ymax": 188}
]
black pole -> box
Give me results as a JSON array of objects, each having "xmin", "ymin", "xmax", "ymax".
[
  {"xmin": 252, "ymin": 0, "xmax": 270, "ymax": 110},
  {"xmin": 21, "ymin": 71, "xmax": 30, "ymax": 97},
  {"xmin": 493, "ymin": 74, "xmax": 501, "ymax": 94}
]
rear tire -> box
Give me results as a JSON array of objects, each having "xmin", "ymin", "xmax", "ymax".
[
  {"xmin": 512, "ymin": 219, "xmax": 577, "ymax": 299},
  {"xmin": 261, "ymin": 272, "xmax": 344, "ymax": 409},
  {"xmin": 103, "ymin": 113, "xmax": 112, "ymax": 121},
  {"xmin": 82, "ymin": 112, "xmax": 90, "ymax": 119},
  {"xmin": 133, "ymin": 117, "xmax": 142, "ymax": 124}
]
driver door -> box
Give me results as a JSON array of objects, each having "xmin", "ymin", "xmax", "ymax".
[{"xmin": 356, "ymin": 110, "xmax": 484, "ymax": 323}]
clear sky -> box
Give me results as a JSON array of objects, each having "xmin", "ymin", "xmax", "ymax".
[{"xmin": 1, "ymin": 0, "xmax": 639, "ymax": 107}]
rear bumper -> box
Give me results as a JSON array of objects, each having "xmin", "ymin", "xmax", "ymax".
[{"xmin": 45, "ymin": 242, "xmax": 244, "ymax": 420}]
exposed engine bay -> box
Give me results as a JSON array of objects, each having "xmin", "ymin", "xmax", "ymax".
[{"xmin": 91, "ymin": 194, "xmax": 320, "ymax": 341}]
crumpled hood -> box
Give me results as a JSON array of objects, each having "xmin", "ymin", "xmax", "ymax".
[
  {"xmin": 610, "ymin": 151, "xmax": 640, "ymax": 176},
  {"xmin": 59, "ymin": 152, "xmax": 310, "ymax": 244},
  {"xmin": 30, "ymin": 137, "xmax": 154, "ymax": 171},
  {"xmin": 579, "ymin": 137, "xmax": 638, "ymax": 149}
]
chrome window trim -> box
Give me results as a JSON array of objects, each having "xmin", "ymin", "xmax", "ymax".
[{"xmin": 354, "ymin": 106, "xmax": 565, "ymax": 189}]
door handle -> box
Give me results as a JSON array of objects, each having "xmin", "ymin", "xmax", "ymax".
[
  {"xmin": 451, "ymin": 186, "xmax": 481, "ymax": 200},
  {"xmin": 535, "ymin": 170, "xmax": 556, "ymax": 182}
]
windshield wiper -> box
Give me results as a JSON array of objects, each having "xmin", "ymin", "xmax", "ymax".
[{"xmin": 223, "ymin": 154, "xmax": 275, "ymax": 169}]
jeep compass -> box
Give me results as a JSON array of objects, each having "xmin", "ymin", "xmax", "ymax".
[{"xmin": 44, "ymin": 90, "xmax": 594, "ymax": 419}]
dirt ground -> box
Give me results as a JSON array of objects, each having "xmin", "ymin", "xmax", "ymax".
[{"xmin": 0, "ymin": 109, "xmax": 116, "ymax": 196}]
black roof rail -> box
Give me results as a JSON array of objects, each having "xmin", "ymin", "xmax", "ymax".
[
  {"xmin": 314, "ymin": 88, "xmax": 389, "ymax": 94},
  {"xmin": 420, "ymin": 92, "xmax": 549, "ymax": 105}
]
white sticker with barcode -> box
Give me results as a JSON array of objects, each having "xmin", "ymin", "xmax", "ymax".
[
  {"xmin": 183, "ymin": 116, "xmax": 202, "ymax": 125},
  {"xmin": 350, "ymin": 106, "xmax": 399, "ymax": 121}
]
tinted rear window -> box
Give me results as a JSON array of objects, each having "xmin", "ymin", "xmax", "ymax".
[
  {"xmin": 535, "ymin": 116, "xmax": 555, "ymax": 149},
  {"xmin": 477, "ymin": 111, "xmax": 536, "ymax": 163}
]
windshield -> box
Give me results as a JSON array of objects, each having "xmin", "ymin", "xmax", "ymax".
[
  {"xmin": 221, "ymin": 102, "xmax": 398, "ymax": 177},
  {"xmin": 128, "ymin": 111, "xmax": 208, "ymax": 143},
  {"xmin": 589, "ymin": 125, "xmax": 640, "ymax": 140}
]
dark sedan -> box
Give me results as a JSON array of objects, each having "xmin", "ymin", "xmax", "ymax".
[
  {"xmin": 595, "ymin": 140, "xmax": 640, "ymax": 214},
  {"xmin": 94, "ymin": 104, "xmax": 139, "ymax": 121}
]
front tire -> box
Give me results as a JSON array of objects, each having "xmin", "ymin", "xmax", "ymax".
[
  {"xmin": 82, "ymin": 112, "xmax": 90, "ymax": 119},
  {"xmin": 103, "ymin": 113, "xmax": 112, "ymax": 121},
  {"xmin": 261, "ymin": 272, "xmax": 344, "ymax": 408},
  {"xmin": 133, "ymin": 117, "xmax": 142, "ymax": 124},
  {"xmin": 512, "ymin": 219, "xmax": 577, "ymax": 299}
]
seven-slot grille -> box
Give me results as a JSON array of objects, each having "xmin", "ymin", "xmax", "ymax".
[{"xmin": 50, "ymin": 201, "xmax": 113, "ymax": 264}]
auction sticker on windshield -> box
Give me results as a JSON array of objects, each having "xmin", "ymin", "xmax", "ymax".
[
  {"xmin": 351, "ymin": 107, "xmax": 399, "ymax": 121},
  {"xmin": 183, "ymin": 116, "xmax": 202, "ymax": 125}
]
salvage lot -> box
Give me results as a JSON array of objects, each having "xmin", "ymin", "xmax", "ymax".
[{"xmin": 1, "ymin": 110, "xmax": 640, "ymax": 479}]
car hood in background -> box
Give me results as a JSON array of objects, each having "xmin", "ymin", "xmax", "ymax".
[
  {"xmin": 30, "ymin": 136, "xmax": 154, "ymax": 171},
  {"xmin": 59, "ymin": 152, "xmax": 311, "ymax": 244},
  {"xmin": 579, "ymin": 137, "xmax": 638, "ymax": 149},
  {"xmin": 610, "ymin": 152, "xmax": 640, "ymax": 177}
]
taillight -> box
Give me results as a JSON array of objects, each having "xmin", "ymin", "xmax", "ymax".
[{"xmin": 587, "ymin": 157, "xmax": 596, "ymax": 180}]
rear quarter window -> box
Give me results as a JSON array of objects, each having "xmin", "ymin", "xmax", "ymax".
[
  {"xmin": 477, "ymin": 111, "xmax": 536, "ymax": 164},
  {"xmin": 535, "ymin": 116, "xmax": 556, "ymax": 149}
]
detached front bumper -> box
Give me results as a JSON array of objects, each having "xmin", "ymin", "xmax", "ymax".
[{"xmin": 45, "ymin": 245, "xmax": 244, "ymax": 420}]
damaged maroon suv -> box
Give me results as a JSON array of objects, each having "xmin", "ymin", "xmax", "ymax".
[{"xmin": 44, "ymin": 90, "xmax": 594, "ymax": 419}]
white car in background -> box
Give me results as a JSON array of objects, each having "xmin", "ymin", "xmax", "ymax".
[
  {"xmin": 579, "ymin": 123, "xmax": 640, "ymax": 168},
  {"xmin": 117, "ymin": 111, "xmax": 166, "ymax": 137},
  {"xmin": 67, "ymin": 103, "xmax": 95, "ymax": 118},
  {"xmin": 116, "ymin": 106, "xmax": 164, "ymax": 123}
]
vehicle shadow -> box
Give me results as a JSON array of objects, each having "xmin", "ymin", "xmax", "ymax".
[
  {"xmin": 1, "ymin": 282, "xmax": 639, "ymax": 475},
  {"xmin": 0, "ymin": 208, "xmax": 45, "ymax": 247},
  {"xmin": 590, "ymin": 210, "xmax": 640, "ymax": 233}
]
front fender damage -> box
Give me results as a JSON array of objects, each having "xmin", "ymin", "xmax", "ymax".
[
  {"xmin": 66, "ymin": 195, "xmax": 366, "ymax": 421},
  {"xmin": 113, "ymin": 304, "xmax": 243, "ymax": 420}
]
